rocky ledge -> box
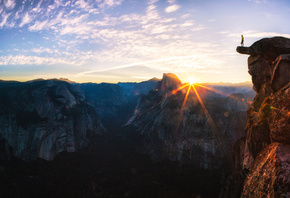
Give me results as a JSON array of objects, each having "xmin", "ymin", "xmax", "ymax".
[{"xmin": 236, "ymin": 36, "xmax": 290, "ymax": 197}]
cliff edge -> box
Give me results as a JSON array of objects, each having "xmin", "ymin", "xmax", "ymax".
[{"xmin": 237, "ymin": 37, "xmax": 290, "ymax": 197}]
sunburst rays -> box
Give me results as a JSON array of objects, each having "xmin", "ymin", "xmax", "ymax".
[{"xmin": 172, "ymin": 81, "xmax": 233, "ymax": 164}]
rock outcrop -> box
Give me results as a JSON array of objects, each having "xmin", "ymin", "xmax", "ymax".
[
  {"xmin": 128, "ymin": 73, "xmax": 252, "ymax": 170},
  {"xmin": 271, "ymin": 54, "xmax": 290, "ymax": 92},
  {"xmin": 241, "ymin": 143, "xmax": 290, "ymax": 198},
  {"xmin": 236, "ymin": 36, "xmax": 290, "ymax": 197},
  {"xmin": 237, "ymin": 37, "xmax": 290, "ymax": 92},
  {"xmin": 0, "ymin": 80, "xmax": 105, "ymax": 161}
]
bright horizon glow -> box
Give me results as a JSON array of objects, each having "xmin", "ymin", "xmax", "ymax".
[
  {"xmin": 1, "ymin": 0, "xmax": 290, "ymax": 83},
  {"xmin": 187, "ymin": 78, "xmax": 197, "ymax": 85}
]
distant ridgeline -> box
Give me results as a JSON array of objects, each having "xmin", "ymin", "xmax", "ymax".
[
  {"xmin": 0, "ymin": 75, "xmax": 254, "ymax": 163},
  {"xmin": 0, "ymin": 73, "xmax": 256, "ymax": 197}
]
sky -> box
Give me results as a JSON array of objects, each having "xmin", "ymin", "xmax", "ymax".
[{"xmin": 0, "ymin": 0, "xmax": 290, "ymax": 83}]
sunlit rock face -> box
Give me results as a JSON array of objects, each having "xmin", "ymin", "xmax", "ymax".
[
  {"xmin": 271, "ymin": 54, "xmax": 290, "ymax": 92},
  {"xmin": 267, "ymin": 84, "xmax": 290, "ymax": 144},
  {"xmin": 159, "ymin": 73, "xmax": 182, "ymax": 95},
  {"xmin": 241, "ymin": 143, "xmax": 290, "ymax": 198},
  {"xmin": 128, "ymin": 73, "xmax": 251, "ymax": 170},
  {"xmin": 236, "ymin": 37, "xmax": 290, "ymax": 197},
  {"xmin": 236, "ymin": 37, "xmax": 290, "ymax": 170},
  {"xmin": 0, "ymin": 80, "xmax": 105, "ymax": 161}
]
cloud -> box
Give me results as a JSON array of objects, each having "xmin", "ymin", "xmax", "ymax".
[
  {"xmin": 180, "ymin": 20, "xmax": 194, "ymax": 27},
  {"xmin": 247, "ymin": 0, "xmax": 267, "ymax": 4},
  {"xmin": 4, "ymin": 0, "xmax": 15, "ymax": 10},
  {"xmin": 0, "ymin": 55, "xmax": 85, "ymax": 65},
  {"xmin": 75, "ymin": 0, "xmax": 88, "ymax": 9},
  {"xmin": 98, "ymin": 0, "xmax": 123, "ymax": 9},
  {"xmin": 29, "ymin": 20, "xmax": 48, "ymax": 31},
  {"xmin": 0, "ymin": 0, "xmax": 219, "ymax": 82},
  {"xmin": 148, "ymin": 0, "xmax": 159, "ymax": 4},
  {"xmin": 0, "ymin": 12, "xmax": 11, "ymax": 28},
  {"xmin": 32, "ymin": 0, "xmax": 43, "ymax": 13},
  {"xmin": 167, "ymin": 0, "xmax": 175, "ymax": 4},
  {"xmin": 19, "ymin": 13, "xmax": 33, "ymax": 27},
  {"xmin": 31, "ymin": 47, "xmax": 54, "ymax": 54},
  {"xmin": 60, "ymin": 23, "xmax": 92, "ymax": 35},
  {"xmin": 165, "ymin": 4, "xmax": 180, "ymax": 13}
]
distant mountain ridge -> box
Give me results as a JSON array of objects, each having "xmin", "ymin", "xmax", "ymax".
[
  {"xmin": 127, "ymin": 73, "xmax": 253, "ymax": 169},
  {"xmin": 0, "ymin": 76, "xmax": 254, "ymax": 162}
]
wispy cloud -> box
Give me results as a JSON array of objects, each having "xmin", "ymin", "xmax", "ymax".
[
  {"xmin": 0, "ymin": 0, "xmax": 210, "ymax": 74},
  {"xmin": 19, "ymin": 13, "xmax": 33, "ymax": 27},
  {"xmin": 31, "ymin": 47, "xmax": 54, "ymax": 54},
  {"xmin": 98, "ymin": 0, "xmax": 123, "ymax": 9},
  {"xmin": 0, "ymin": 55, "xmax": 86, "ymax": 65},
  {"xmin": 4, "ymin": 0, "xmax": 15, "ymax": 10},
  {"xmin": 0, "ymin": 12, "xmax": 11, "ymax": 28},
  {"xmin": 248, "ymin": 0, "xmax": 267, "ymax": 4},
  {"xmin": 165, "ymin": 4, "xmax": 180, "ymax": 13},
  {"xmin": 167, "ymin": 0, "xmax": 176, "ymax": 4},
  {"xmin": 32, "ymin": 0, "xmax": 43, "ymax": 13},
  {"xmin": 75, "ymin": 0, "xmax": 89, "ymax": 9},
  {"xmin": 148, "ymin": 0, "xmax": 159, "ymax": 4},
  {"xmin": 29, "ymin": 20, "xmax": 48, "ymax": 31}
]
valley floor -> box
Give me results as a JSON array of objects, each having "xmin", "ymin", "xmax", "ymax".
[{"xmin": 0, "ymin": 127, "xmax": 224, "ymax": 198}]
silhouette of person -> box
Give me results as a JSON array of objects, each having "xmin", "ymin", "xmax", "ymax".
[{"xmin": 241, "ymin": 35, "xmax": 244, "ymax": 46}]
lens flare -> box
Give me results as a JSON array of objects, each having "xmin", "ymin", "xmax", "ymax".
[
  {"xmin": 191, "ymin": 84, "xmax": 232, "ymax": 163},
  {"xmin": 174, "ymin": 81, "xmax": 233, "ymax": 164},
  {"xmin": 181, "ymin": 84, "xmax": 192, "ymax": 109}
]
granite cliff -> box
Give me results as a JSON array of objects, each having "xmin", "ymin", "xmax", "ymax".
[
  {"xmin": 128, "ymin": 73, "xmax": 253, "ymax": 170},
  {"xmin": 80, "ymin": 79, "xmax": 160, "ymax": 131},
  {"xmin": 236, "ymin": 36, "xmax": 290, "ymax": 197},
  {"xmin": 0, "ymin": 79, "xmax": 105, "ymax": 161}
]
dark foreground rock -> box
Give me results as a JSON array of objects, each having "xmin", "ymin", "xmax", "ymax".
[
  {"xmin": 235, "ymin": 37, "xmax": 290, "ymax": 197},
  {"xmin": 0, "ymin": 131, "xmax": 224, "ymax": 198},
  {"xmin": 241, "ymin": 143, "xmax": 290, "ymax": 198},
  {"xmin": 237, "ymin": 37, "xmax": 290, "ymax": 92}
]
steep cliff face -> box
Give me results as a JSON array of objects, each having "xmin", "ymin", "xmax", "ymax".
[
  {"xmin": 0, "ymin": 80, "xmax": 105, "ymax": 161},
  {"xmin": 128, "ymin": 73, "xmax": 252, "ymax": 169},
  {"xmin": 80, "ymin": 83, "xmax": 127, "ymax": 131},
  {"xmin": 237, "ymin": 36, "xmax": 290, "ymax": 197},
  {"xmin": 241, "ymin": 143, "xmax": 290, "ymax": 198},
  {"xmin": 80, "ymin": 79, "xmax": 159, "ymax": 132},
  {"xmin": 237, "ymin": 37, "xmax": 290, "ymax": 169}
]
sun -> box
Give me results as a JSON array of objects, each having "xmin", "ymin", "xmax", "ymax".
[{"xmin": 187, "ymin": 78, "xmax": 196, "ymax": 85}]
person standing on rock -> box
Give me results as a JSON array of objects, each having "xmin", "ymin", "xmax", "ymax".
[{"xmin": 241, "ymin": 35, "xmax": 244, "ymax": 46}]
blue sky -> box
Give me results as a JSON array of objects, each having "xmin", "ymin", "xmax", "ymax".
[{"xmin": 0, "ymin": 0, "xmax": 290, "ymax": 83}]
